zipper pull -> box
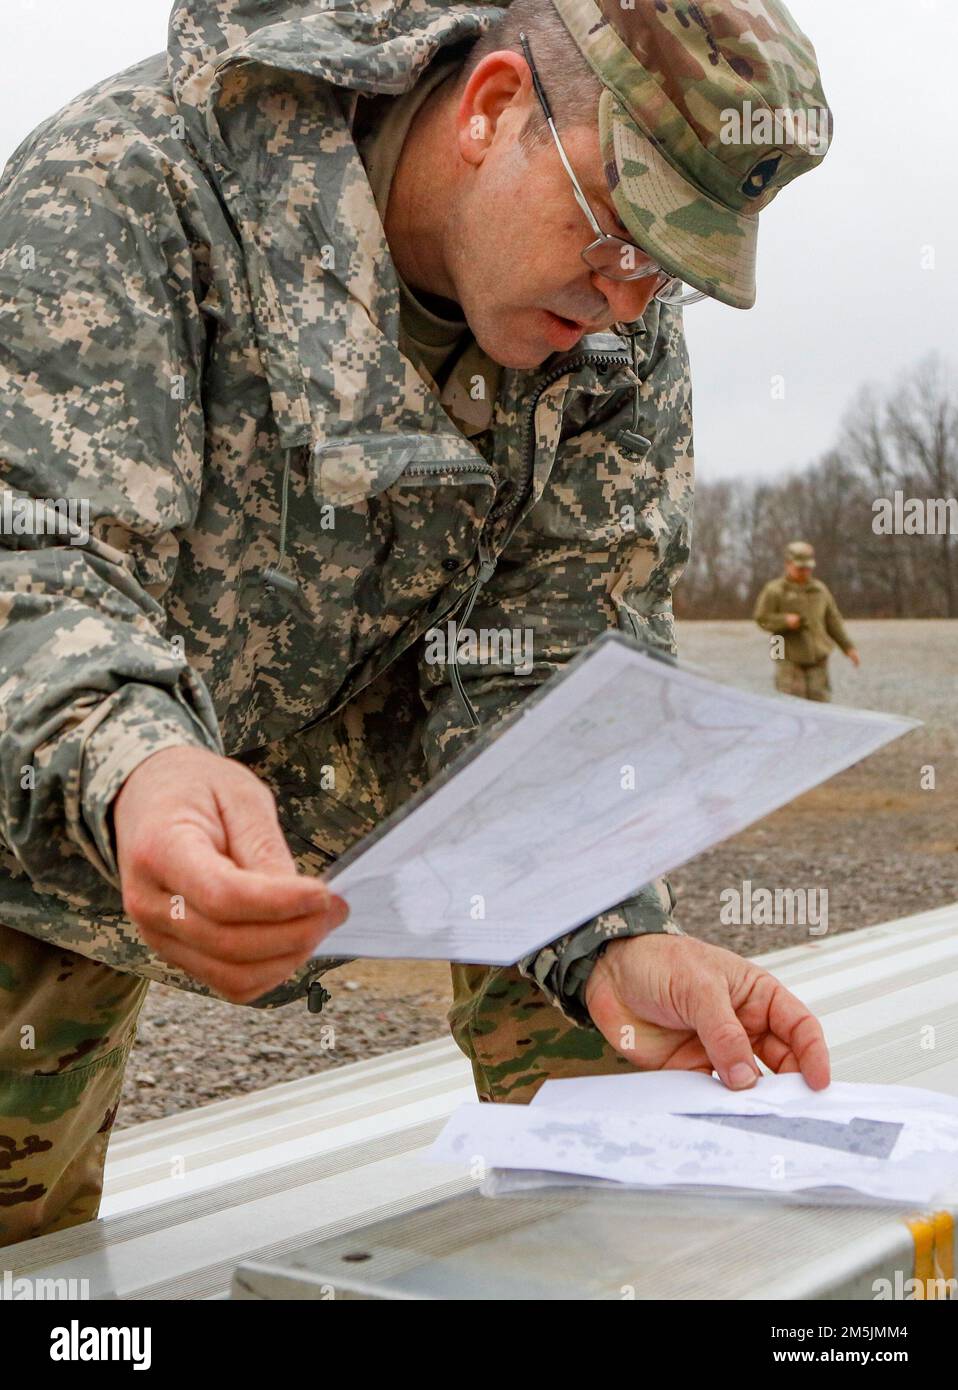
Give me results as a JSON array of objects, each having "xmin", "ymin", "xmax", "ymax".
[
  {"xmin": 261, "ymin": 566, "xmax": 299, "ymax": 594},
  {"xmin": 460, "ymin": 536, "xmax": 497, "ymax": 627},
  {"xmin": 475, "ymin": 535, "xmax": 498, "ymax": 585}
]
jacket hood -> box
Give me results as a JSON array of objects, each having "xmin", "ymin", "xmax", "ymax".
[
  {"xmin": 168, "ymin": 0, "xmax": 502, "ymax": 126},
  {"xmin": 166, "ymin": 0, "xmax": 514, "ymax": 471}
]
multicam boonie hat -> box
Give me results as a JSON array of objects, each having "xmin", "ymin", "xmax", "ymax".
[
  {"xmin": 785, "ymin": 540, "xmax": 816, "ymax": 568},
  {"xmin": 550, "ymin": 0, "xmax": 834, "ymax": 309}
]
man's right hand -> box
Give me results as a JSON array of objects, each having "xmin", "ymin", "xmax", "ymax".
[
  {"xmin": 784, "ymin": 613, "xmax": 802, "ymax": 630},
  {"xmin": 114, "ymin": 746, "xmax": 348, "ymax": 1003}
]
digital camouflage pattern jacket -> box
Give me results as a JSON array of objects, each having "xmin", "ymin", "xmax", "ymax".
[{"xmin": 0, "ymin": 0, "xmax": 692, "ymax": 1019}]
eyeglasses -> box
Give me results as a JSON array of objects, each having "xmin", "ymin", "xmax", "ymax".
[{"xmin": 518, "ymin": 31, "xmax": 707, "ymax": 307}]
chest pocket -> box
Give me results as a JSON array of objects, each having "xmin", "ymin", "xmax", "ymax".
[
  {"xmin": 530, "ymin": 418, "xmax": 660, "ymax": 546},
  {"xmin": 311, "ymin": 431, "xmax": 494, "ymax": 507},
  {"xmin": 307, "ymin": 434, "xmax": 498, "ymax": 604},
  {"xmin": 246, "ymin": 435, "xmax": 498, "ymax": 725},
  {"xmin": 364, "ymin": 454, "xmax": 498, "ymax": 611}
]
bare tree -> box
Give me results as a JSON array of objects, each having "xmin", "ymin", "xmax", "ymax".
[
  {"xmin": 677, "ymin": 355, "xmax": 958, "ymax": 619},
  {"xmin": 886, "ymin": 355, "xmax": 958, "ymax": 617},
  {"xmin": 841, "ymin": 386, "xmax": 909, "ymax": 617}
]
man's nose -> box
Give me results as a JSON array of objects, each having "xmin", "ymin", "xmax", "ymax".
[{"xmin": 592, "ymin": 271, "xmax": 659, "ymax": 325}]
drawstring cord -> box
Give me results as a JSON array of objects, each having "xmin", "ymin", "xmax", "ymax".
[
  {"xmin": 628, "ymin": 327, "xmax": 642, "ymax": 433},
  {"xmin": 262, "ymin": 448, "xmax": 298, "ymax": 593},
  {"xmin": 446, "ymin": 538, "xmax": 497, "ymax": 730}
]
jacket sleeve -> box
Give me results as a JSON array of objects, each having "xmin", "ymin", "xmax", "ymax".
[
  {"xmin": 417, "ymin": 307, "xmax": 692, "ymax": 1026},
  {"xmin": 823, "ymin": 588, "xmax": 853, "ymax": 652},
  {"xmin": 753, "ymin": 582, "xmax": 790, "ymax": 635},
  {"xmin": 0, "ymin": 111, "xmax": 223, "ymax": 916}
]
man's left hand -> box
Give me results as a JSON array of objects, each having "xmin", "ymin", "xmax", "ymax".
[
  {"xmin": 585, "ymin": 934, "xmax": 830, "ymax": 1092},
  {"xmin": 846, "ymin": 648, "xmax": 861, "ymax": 667}
]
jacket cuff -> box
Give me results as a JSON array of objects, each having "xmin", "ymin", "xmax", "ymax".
[
  {"xmin": 76, "ymin": 679, "xmax": 224, "ymax": 889},
  {"xmin": 517, "ymin": 877, "xmax": 684, "ymax": 1029}
]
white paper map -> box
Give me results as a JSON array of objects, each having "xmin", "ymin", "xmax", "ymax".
[
  {"xmin": 314, "ymin": 632, "xmax": 917, "ymax": 963},
  {"xmin": 428, "ymin": 1073, "xmax": 958, "ymax": 1206}
]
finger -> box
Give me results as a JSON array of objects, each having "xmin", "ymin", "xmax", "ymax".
[
  {"xmin": 766, "ymin": 983, "xmax": 831, "ymax": 1090},
  {"xmin": 591, "ymin": 992, "xmax": 714, "ymax": 1074},
  {"xmin": 753, "ymin": 1031, "xmax": 831, "ymax": 1092},
  {"xmin": 750, "ymin": 1032, "xmax": 797, "ymax": 1074},
  {"xmin": 693, "ymin": 984, "xmax": 762, "ymax": 1091},
  {"xmin": 140, "ymin": 895, "xmax": 349, "ymax": 963},
  {"xmin": 163, "ymin": 828, "xmax": 334, "ymax": 924},
  {"xmin": 658, "ymin": 1039, "xmax": 713, "ymax": 1073},
  {"xmin": 138, "ymin": 925, "xmax": 318, "ymax": 1004},
  {"xmin": 587, "ymin": 991, "xmax": 662, "ymax": 1065},
  {"xmin": 215, "ymin": 780, "xmax": 300, "ymax": 875}
]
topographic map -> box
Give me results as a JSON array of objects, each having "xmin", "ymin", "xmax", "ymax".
[{"xmin": 316, "ymin": 633, "xmax": 916, "ymax": 962}]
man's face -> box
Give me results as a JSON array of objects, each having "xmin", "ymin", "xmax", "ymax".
[
  {"xmin": 785, "ymin": 562, "xmax": 813, "ymax": 584},
  {"xmin": 445, "ymin": 54, "xmax": 663, "ymax": 370}
]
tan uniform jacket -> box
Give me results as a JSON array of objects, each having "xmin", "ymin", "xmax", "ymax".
[{"xmin": 754, "ymin": 575, "xmax": 853, "ymax": 665}]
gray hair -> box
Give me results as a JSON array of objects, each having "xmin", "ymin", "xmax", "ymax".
[{"xmin": 455, "ymin": 0, "xmax": 603, "ymax": 152}]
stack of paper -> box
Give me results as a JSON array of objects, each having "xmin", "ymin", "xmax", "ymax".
[{"xmin": 428, "ymin": 1073, "xmax": 958, "ymax": 1206}]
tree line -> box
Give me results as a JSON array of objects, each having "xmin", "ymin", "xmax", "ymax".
[{"xmin": 675, "ymin": 355, "xmax": 958, "ymax": 620}]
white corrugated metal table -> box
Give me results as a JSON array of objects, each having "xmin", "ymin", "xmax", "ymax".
[{"xmin": 6, "ymin": 903, "xmax": 958, "ymax": 1299}]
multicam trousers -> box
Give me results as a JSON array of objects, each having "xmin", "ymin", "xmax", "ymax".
[
  {"xmin": 449, "ymin": 964, "xmax": 632, "ymax": 1103},
  {"xmin": 0, "ymin": 932, "xmax": 625, "ymax": 1247},
  {"xmin": 0, "ymin": 923, "xmax": 149, "ymax": 1246},
  {"xmin": 774, "ymin": 657, "xmax": 832, "ymax": 702}
]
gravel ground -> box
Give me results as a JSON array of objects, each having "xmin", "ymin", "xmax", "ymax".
[
  {"xmin": 667, "ymin": 620, "xmax": 958, "ymax": 955},
  {"xmin": 117, "ymin": 619, "xmax": 958, "ymax": 1128}
]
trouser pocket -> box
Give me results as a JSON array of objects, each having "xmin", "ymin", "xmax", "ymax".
[{"xmin": 0, "ymin": 1037, "xmax": 139, "ymax": 1246}]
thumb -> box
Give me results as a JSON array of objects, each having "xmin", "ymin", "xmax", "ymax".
[{"xmin": 694, "ymin": 986, "xmax": 761, "ymax": 1091}]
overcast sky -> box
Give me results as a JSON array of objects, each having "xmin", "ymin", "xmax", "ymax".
[{"xmin": 3, "ymin": 0, "xmax": 954, "ymax": 483}]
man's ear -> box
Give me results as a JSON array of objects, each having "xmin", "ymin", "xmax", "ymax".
[{"xmin": 455, "ymin": 50, "xmax": 531, "ymax": 168}]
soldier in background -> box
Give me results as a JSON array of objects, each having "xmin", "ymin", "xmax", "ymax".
[{"xmin": 754, "ymin": 542, "xmax": 861, "ymax": 702}]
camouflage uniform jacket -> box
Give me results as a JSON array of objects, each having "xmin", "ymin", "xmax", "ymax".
[
  {"xmin": 754, "ymin": 575, "xmax": 852, "ymax": 666},
  {"xmin": 0, "ymin": 0, "xmax": 692, "ymax": 1022}
]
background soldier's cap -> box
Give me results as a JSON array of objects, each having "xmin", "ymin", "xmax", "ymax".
[
  {"xmin": 785, "ymin": 540, "xmax": 816, "ymax": 567},
  {"xmin": 550, "ymin": 0, "xmax": 833, "ymax": 309}
]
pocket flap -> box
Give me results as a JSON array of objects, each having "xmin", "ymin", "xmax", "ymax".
[{"xmin": 310, "ymin": 432, "xmax": 484, "ymax": 506}]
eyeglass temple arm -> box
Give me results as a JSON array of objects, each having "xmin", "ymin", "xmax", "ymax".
[{"xmin": 518, "ymin": 30, "xmax": 605, "ymax": 240}]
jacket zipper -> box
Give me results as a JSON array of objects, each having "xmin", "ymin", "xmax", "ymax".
[
  {"xmin": 402, "ymin": 459, "xmax": 496, "ymax": 481},
  {"xmin": 494, "ymin": 348, "xmax": 631, "ymax": 543}
]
